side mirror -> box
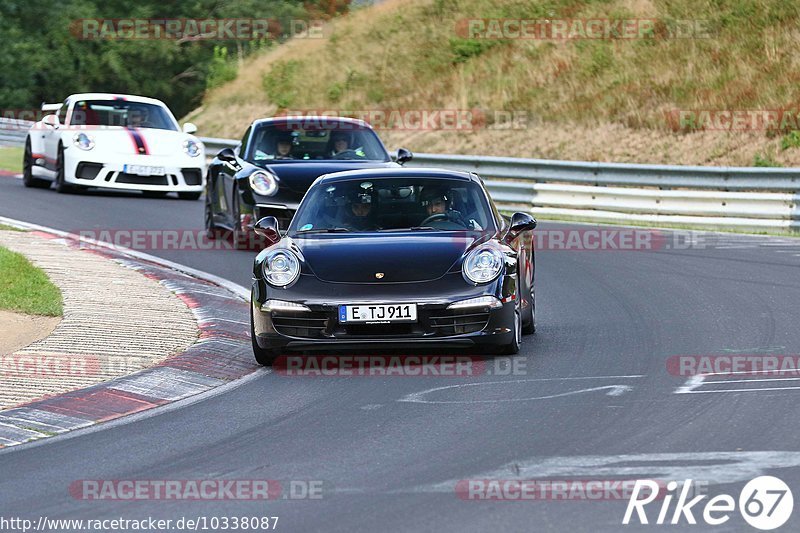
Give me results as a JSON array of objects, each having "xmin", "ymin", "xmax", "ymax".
[
  {"xmin": 503, "ymin": 212, "xmax": 537, "ymax": 244},
  {"xmin": 183, "ymin": 122, "xmax": 198, "ymax": 134},
  {"xmin": 396, "ymin": 148, "xmax": 413, "ymax": 165},
  {"xmin": 42, "ymin": 114, "xmax": 59, "ymax": 129},
  {"xmin": 254, "ymin": 216, "xmax": 281, "ymax": 246},
  {"xmin": 217, "ymin": 147, "xmax": 237, "ymax": 162},
  {"xmin": 217, "ymin": 147, "xmax": 240, "ymax": 171}
]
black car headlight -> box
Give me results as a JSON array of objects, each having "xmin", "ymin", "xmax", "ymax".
[
  {"xmin": 263, "ymin": 250, "xmax": 300, "ymax": 287},
  {"xmin": 463, "ymin": 247, "xmax": 504, "ymax": 284},
  {"xmin": 249, "ymin": 171, "xmax": 278, "ymax": 196}
]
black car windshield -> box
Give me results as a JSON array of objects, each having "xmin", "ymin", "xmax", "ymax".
[
  {"xmin": 246, "ymin": 122, "xmax": 390, "ymax": 164},
  {"xmin": 69, "ymin": 100, "xmax": 178, "ymax": 131},
  {"xmin": 291, "ymin": 178, "xmax": 496, "ymax": 233}
]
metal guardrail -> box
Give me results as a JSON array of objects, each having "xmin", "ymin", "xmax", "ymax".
[
  {"xmin": 200, "ymin": 137, "xmax": 799, "ymax": 231},
  {"xmin": 0, "ymin": 118, "xmax": 30, "ymax": 147},
  {"xmin": 1, "ymin": 125, "xmax": 797, "ymax": 231}
]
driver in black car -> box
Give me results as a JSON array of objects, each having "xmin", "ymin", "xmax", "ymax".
[
  {"xmin": 329, "ymin": 131, "xmax": 366, "ymax": 159},
  {"xmin": 331, "ymin": 132, "xmax": 350, "ymax": 156},
  {"xmin": 419, "ymin": 186, "xmax": 469, "ymax": 229},
  {"xmin": 274, "ymin": 133, "xmax": 294, "ymax": 160}
]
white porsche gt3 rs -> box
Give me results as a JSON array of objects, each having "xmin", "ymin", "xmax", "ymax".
[{"xmin": 23, "ymin": 93, "xmax": 205, "ymax": 199}]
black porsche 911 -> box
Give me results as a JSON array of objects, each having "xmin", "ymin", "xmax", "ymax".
[
  {"xmin": 205, "ymin": 116, "xmax": 413, "ymax": 249},
  {"xmin": 249, "ymin": 167, "xmax": 537, "ymax": 365}
]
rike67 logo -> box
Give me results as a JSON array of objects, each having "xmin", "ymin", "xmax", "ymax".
[{"xmin": 623, "ymin": 476, "xmax": 793, "ymax": 530}]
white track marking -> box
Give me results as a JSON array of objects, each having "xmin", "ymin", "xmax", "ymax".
[
  {"xmin": 407, "ymin": 451, "xmax": 800, "ymax": 494},
  {"xmin": 399, "ymin": 378, "xmax": 639, "ymax": 404},
  {"xmin": 704, "ymin": 377, "xmax": 800, "ymax": 384},
  {"xmin": 674, "ymin": 374, "xmax": 706, "ymax": 394}
]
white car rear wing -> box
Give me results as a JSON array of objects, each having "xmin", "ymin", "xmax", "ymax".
[{"xmin": 41, "ymin": 103, "xmax": 62, "ymax": 112}]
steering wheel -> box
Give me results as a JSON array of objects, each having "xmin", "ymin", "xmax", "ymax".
[
  {"xmin": 331, "ymin": 149, "xmax": 360, "ymax": 160},
  {"xmin": 419, "ymin": 213, "xmax": 448, "ymax": 226}
]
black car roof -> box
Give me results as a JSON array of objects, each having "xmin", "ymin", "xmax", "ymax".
[{"xmin": 316, "ymin": 168, "xmax": 477, "ymax": 185}]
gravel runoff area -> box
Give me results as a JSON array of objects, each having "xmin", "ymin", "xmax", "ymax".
[{"xmin": 0, "ymin": 230, "xmax": 199, "ymax": 409}]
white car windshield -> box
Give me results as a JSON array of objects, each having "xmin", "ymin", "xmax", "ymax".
[{"xmin": 69, "ymin": 100, "xmax": 178, "ymax": 131}]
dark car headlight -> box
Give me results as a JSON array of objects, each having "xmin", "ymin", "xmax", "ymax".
[
  {"xmin": 463, "ymin": 247, "xmax": 504, "ymax": 284},
  {"xmin": 263, "ymin": 250, "xmax": 300, "ymax": 287},
  {"xmin": 250, "ymin": 171, "xmax": 278, "ymax": 196}
]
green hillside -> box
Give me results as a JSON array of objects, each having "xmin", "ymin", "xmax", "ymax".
[{"xmin": 187, "ymin": 0, "xmax": 800, "ymax": 166}]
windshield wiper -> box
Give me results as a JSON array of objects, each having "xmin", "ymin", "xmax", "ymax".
[
  {"xmin": 378, "ymin": 226, "xmax": 437, "ymax": 232},
  {"xmin": 296, "ymin": 227, "xmax": 352, "ymax": 234}
]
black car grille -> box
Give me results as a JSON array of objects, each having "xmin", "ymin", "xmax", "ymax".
[
  {"xmin": 75, "ymin": 162, "xmax": 103, "ymax": 180},
  {"xmin": 428, "ymin": 309, "xmax": 491, "ymax": 335},
  {"xmin": 182, "ymin": 168, "xmax": 202, "ymax": 186},
  {"xmin": 272, "ymin": 312, "xmax": 328, "ymax": 338},
  {"xmin": 343, "ymin": 323, "xmax": 416, "ymax": 336},
  {"xmin": 115, "ymin": 172, "xmax": 169, "ymax": 186}
]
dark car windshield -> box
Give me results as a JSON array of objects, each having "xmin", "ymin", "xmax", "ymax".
[
  {"xmin": 69, "ymin": 100, "xmax": 178, "ymax": 131},
  {"xmin": 291, "ymin": 177, "xmax": 496, "ymax": 233},
  {"xmin": 246, "ymin": 121, "xmax": 390, "ymax": 164}
]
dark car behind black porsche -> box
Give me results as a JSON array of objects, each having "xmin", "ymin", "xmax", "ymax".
[{"xmin": 204, "ymin": 116, "xmax": 413, "ymax": 249}]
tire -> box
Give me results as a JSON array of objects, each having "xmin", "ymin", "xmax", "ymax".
[
  {"xmin": 523, "ymin": 283, "xmax": 536, "ymax": 335},
  {"xmin": 178, "ymin": 191, "xmax": 202, "ymax": 201},
  {"xmin": 251, "ymin": 312, "xmax": 280, "ymax": 366},
  {"xmin": 22, "ymin": 139, "xmax": 50, "ymax": 189},
  {"xmin": 499, "ymin": 280, "xmax": 522, "ymax": 355},
  {"xmin": 54, "ymin": 145, "xmax": 77, "ymax": 194}
]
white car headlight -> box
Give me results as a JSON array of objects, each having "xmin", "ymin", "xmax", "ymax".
[
  {"xmin": 73, "ymin": 132, "xmax": 95, "ymax": 150},
  {"xmin": 463, "ymin": 247, "xmax": 504, "ymax": 284},
  {"xmin": 250, "ymin": 171, "xmax": 278, "ymax": 196},
  {"xmin": 183, "ymin": 139, "xmax": 202, "ymax": 157},
  {"xmin": 263, "ymin": 250, "xmax": 300, "ymax": 287}
]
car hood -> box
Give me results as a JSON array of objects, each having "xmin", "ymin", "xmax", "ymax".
[
  {"xmin": 293, "ymin": 232, "xmax": 493, "ymax": 283},
  {"xmin": 263, "ymin": 161, "xmax": 398, "ymax": 195}
]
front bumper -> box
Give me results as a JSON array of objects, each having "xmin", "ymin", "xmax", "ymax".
[
  {"xmin": 63, "ymin": 149, "xmax": 205, "ymax": 192},
  {"xmin": 252, "ymin": 273, "xmax": 516, "ymax": 352}
]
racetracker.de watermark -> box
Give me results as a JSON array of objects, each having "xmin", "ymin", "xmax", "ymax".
[
  {"xmin": 273, "ymin": 109, "xmax": 533, "ymax": 131},
  {"xmin": 455, "ymin": 19, "xmax": 712, "ymax": 40},
  {"xmin": 69, "ymin": 479, "xmax": 324, "ymax": 500},
  {"xmin": 69, "ymin": 18, "xmax": 326, "ymax": 40},
  {"xmin": 273, "ymin": 355, "xmax": 527, "ymax": 377},
  {"xmin": 72, "ymin": 229, "xmax": 709, "ymax": 252},
  {"xmin": 667, "ymin": 355, "xmax": 800, "ymax": 377},
  {"xmin": 0, "ymin": 354, "xmax": 150, "ymax": 378},
  {"xmin": 665, "ymin": 109, "xmax": 800, "ymax": 132},
  {"xmin": 457, "ymin": 479, "xmax": 679, "ymax": 501}
]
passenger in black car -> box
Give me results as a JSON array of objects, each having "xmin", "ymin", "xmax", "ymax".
[{"xmin": 342, "ymin": 184, "xmax": 378, "ymax": 231}]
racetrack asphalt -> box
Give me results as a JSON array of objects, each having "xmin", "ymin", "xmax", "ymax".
[{"xmin": 1, "ymin": 178, "xmax": 800, "ymax": 531}]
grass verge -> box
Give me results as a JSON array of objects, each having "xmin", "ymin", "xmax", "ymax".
[
  {"xmin": 0, "ymin": 245, "xmax": 63, "ymax": 316},
  {"xmin": 0, "ymin": 147, "xmax": 23, "ymax": 173}
]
